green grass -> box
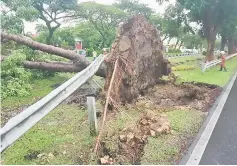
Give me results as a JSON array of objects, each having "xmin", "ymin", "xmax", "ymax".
[
  {"xmin": 169, "ymin": 55, "xmax": 204, "ymax": 63},
  {"xmin": 1, "ymin": 73, "xmax": 74, "ymax": 110},
  {"xmin": 86, "ymin": 56, "xmax": 94, "ymax": 61},
  {"xmin": 174, "ymin": 57, "xmax": 237, "ymax": 86},
  {"xmin": 1, "ymin": 72, "xmax": 104, "ymax": 165},
  {"xmin": 2, "ymin": 104, "xmax": 95, "ymax": 165},
  {"xmin": 141, "ymin": 109, "xmax": 204, "ymax": 165}
]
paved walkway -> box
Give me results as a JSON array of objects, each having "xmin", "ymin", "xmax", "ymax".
[{"xmin": 199, "ymin": 78, "xmax": 237, "ymax": 165}]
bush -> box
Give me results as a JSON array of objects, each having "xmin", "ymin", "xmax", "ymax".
[
  {"xmin": 202, "ymin": 51, "xmax": 207, "ymax": 56},
  {"xmin": 1, "ymin": 50, "xmax": 33, "ymax": 100},
  {"xmin": 168, "ymin": 48, "xmax": 182, "ymax": 53},
  {"xmin": 172, "ymin": 65, "xmax": 195, "ymax": 71},
  {"xmin": 1, "ymin": 49, "xmax": 58, "ymax": 100}
]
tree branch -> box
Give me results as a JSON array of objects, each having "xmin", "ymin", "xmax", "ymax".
[
  {"xmin": 23, "ymin": 61, "xmax": 83, "ymax": 72},
  {"xmin": 23, "ymin": 61, "xmax": 107, "ymax": 77},
  {"xmin": 1, "ymin": 32, "xmax": 82, "ymax": 61}
]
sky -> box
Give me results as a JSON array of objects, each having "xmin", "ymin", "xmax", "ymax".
[{"xmin": 24, "ymin": 0, "xmax": 176, "ymax": 33}]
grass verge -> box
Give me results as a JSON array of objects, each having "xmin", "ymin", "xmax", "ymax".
[
  {"xmin": 169, "ymin": 56, "xmax": 204, "ymax": 63},
  {"xmin": 1, "ymin": 73, "xmax": 74, "ymax": 110},
  {"xmin": 141, "ymin": 109, "xmax": 204, "ymax": 165},
  {"xmin": 2, "ymin": 104, "xmax": 95, "ymax": 165},
  {"xmin": 174, "ymin": 56, "xmax": 237, "ymax": 86}
]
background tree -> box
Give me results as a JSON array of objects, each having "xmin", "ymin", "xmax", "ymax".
[
  {"xmin": 2, "ymin": 0, "xmax": 77, "ymax": 44},
  {"xmin": 1, "ymin": 13, "xmax": 24, "ymax": 34},
  {"xmin": 114, "ymin": 0, "xmax": 153, "ymax": 19},
  {"xmin": 177, "ymin": 0, "xmax": 237, "ymax": 60},
  {"xmin": 182, "ymin": 34, "xmax": 205, "ymax": 50},
  {"xmin": 219, "ymin": 15, "xmax": 237, "ymax": 54},
  {"xmin": 76, "ymin": 2, "xmax": 127, "ymax": 48}
]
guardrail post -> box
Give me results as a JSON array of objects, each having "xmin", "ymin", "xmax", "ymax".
[
  {"xmin": 87, "ymin": 96, "xmax": 98, "ymax": 136},
  {"xmin": 201, "ymin": 62, "xmax": 206, "ymax": 73}
]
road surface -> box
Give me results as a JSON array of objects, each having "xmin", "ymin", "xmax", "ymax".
[{"xmin": 199, "ymin": 78, "xmax": 237, "ymax": 165}]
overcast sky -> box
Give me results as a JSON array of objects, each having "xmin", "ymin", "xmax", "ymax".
[{"xmin": 24, "ymin": 0, "xmax": 176, "ymax": 33}]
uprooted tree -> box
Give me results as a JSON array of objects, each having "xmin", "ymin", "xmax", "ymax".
[
  {"xmin": 1, "ymin": 15, "xmax": 171, "ymax": 103},
  {"xmin": 104, "ymin": 16, "xmax": 171, "ymax": 103}
]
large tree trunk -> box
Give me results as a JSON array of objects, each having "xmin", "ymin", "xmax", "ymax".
[
  {"xmin": 206, "ymin": 38, "xmax": 215, "ymax": 61},
  {"xmin": 204, "ymin": 22, "xmax": 217, "ymax": 61},
  {"xmin": 23, "ymin": 61, "xmax": 106, "ymax": 77},
  {"xmin": 104, "ymin": 16, "xmax": 171, "ymax": 104},
  {"xmin": 46, "ymin": 29, "xmax": 54, "ymax": 45},
  {"xmin": 205, "ymin": 27, "xmax": 217, "ymax": 61},
  {"xmin": 178, "ymin": 41, "xmax": 183, "ymax": 50},
  {"xmin": 220, "ymin": 35, "xmax": 227, "ymax": 51},
  {"xmin": 228, "ymin": 37, "xmax": 235, "ymax": 54},
  {"xmin": 1, "ymin": 32, "xmax": 79, "ymax": 60},
  {"xmin": 1, "ymin": 32, "xmax": 107, "ymax": 77},
  {"xmin": 174, "ymin": 39, "xmax": 180, "ymax": 49}
]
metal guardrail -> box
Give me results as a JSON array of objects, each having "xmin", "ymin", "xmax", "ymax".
[
  {"xmin": 0, "ymin": 54, "xmax": 105, "ymax": 153},
  {"xmin": 166, "ymin": 53, "xmax": 200, "ymax": 59},
  {"xmin": 201, "ymin": 53, "xmax": 237, "ymax": 72}
]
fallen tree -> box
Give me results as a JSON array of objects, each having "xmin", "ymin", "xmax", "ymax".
[
  {"xmin": 104, "ymin": 16, "xmax": 171, "ymax": 104},
  {"xmin": 1, "ymin": 32, "xmax": 107, "ymax": 77},
  {"xmin": 1, "ymin": 16, "xmax": 171, "ymax": 104}
]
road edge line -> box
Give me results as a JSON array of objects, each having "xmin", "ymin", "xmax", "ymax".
[{"xmin": 185, "ymin": 71, "xmax": 237, "ymax": 165}]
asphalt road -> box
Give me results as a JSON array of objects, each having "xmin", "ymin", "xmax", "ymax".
[{"xmin": 200, "ymin": 78, "xmax": 237, "ymax": 165}]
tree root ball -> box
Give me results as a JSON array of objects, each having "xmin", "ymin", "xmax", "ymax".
[{"xmin": 104, "ymin": 15, "xmax": 171, "ymax": 104}]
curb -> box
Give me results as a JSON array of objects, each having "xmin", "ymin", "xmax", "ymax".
[{"xmin": 179, "ymin": 71, "xmax": 237, "ymax": 165}]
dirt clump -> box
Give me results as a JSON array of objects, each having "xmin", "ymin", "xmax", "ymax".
[
  {"xmin": 63, "ymin": 85, "xmax": 100, "ymax": 106},
  {"xmin": 142, "ymin": 82, "xmax": 222, "ymax": 112},
  {"xmin": 138, "ymin": 111, "xmax": 171, "ymax": 137},
  {"xmin": 112, "ymin": 111, "xmax": 171, "ymax": 164}
]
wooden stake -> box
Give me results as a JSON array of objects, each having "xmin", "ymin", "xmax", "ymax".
[{"xmin": 94, "ymin": 59, "xmax": 119, "ymax": 153}]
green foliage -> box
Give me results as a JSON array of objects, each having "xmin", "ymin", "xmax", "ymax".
[
  {"xmin": 2, "ymin": 0, "xmax": 77, "ymax": 44},
  {"xmin": 168, "ymin": 48, "xmax": 181, "ymax": 53},
  {"xmin": 77, "ymin": 1, "xmax": 127, "ymax": 48},
  {"xmin": 182, "ymin": 34, "xmax": 205, "ymax": 49},
  {"xmin": 177, "ymin": 0, "xmax": 237, "ymax": 41},
  {"xmin": 0, "ymin": 48, "xmax": 65, "ymax": 100},
  {"xmin": 1, "ymin": 51, "xmax": 32, "ymax": 99},
  {"xmin": 0, "ymin": 13, "xmax": 24, "ymax": 34},
  {"xmin": 172, "ymin": 65, "xmax": 195, "ymax": 71},
  {"xmin": 114, "ymin": 0, "xmax": 153, "ymax": 19},
  {"xmin": 73, "ymin": 23, "xmax": 102, "ymax": 49},
  {"xmin": 1, "ymin": 73, "xmax": 74, "ymax": 110}
]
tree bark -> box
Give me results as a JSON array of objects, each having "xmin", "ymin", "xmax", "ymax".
[
  {"xmin": 206, "ymin": 38, "xmax": 215, "ymax": 61},
  {"xmin": 228, "ymin": 37, "xmax": 235, "ymax": 54},
  {"xmin": 178, "ymin": 41, "xmax": 183, "ymax": 50},
  {"xmin": 46, "ymin": 29, "xmax": 54, "ymax": 45},
  {"xmin": 220, "ymin": 35, "xmax": 227, "ymax": 51},
  {"xmin": 205, "ymin": 27, "xmax": 217, "ymax": 61},
  {"xmin": 174, "ymin": 39, "xmax": 180, "ymax": 49},
  {"xmin": 1, "ymin": 32, "xmax": 88, "ymax": 62},
  {"xmin": 1, "ymin": 32, "xmax": 107, "ymax": 77},
  {"xmin": 23, "ymin": 61, "xmax": 82, "ymax": 72}
]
